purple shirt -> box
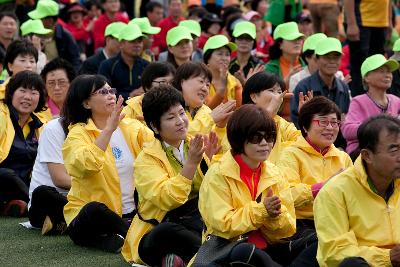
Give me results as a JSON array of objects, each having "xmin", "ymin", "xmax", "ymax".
[{"xmin": 342, "ymin": 93, "xmax": 400, "ymax": 154}]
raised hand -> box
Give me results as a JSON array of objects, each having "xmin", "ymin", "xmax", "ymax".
[
  {"xmin": 263, "ymin": 188, "xmax": 281, "ymax": 218},
  {"xmin": 105, "ymin": 95, "xmax": 125, "ymax": 132},
  {"xmin": 298, "ymin": 90, "xmax": 313, "ymax": 112},
  {"xmin": 203, "ymin": 131, "xmax": 221, "ymax": 160},
  {"xmin": 211, "ymin": 100, "xmax": 236, "ymax": 128},
  {"xmin": 187, "ymin": 134, "xmax": 205, "ymax": 166}
]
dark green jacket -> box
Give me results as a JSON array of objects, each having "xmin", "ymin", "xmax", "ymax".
[
  {"xmin": 264, "ymin": 58, "xmax": 306, "ymax": 79},
  {"xmin": 264, "ymin": 0, "xmax": 302, "ymax": 26}
]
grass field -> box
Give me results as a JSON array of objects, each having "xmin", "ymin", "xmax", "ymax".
[{"xmin": 0, "ymin": 217, "xmax": 128, "ymax": 267}]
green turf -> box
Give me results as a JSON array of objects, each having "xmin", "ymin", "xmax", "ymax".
[{"xmin": 0, "ymin": 217, "xmax": 128, "ymax": 267}]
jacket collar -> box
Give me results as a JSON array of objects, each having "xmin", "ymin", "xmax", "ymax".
[{"xmin": 293, "ymin": 135, "xmax": 341, "ymax": 158}]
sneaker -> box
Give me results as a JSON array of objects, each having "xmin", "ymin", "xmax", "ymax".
[
  {"xmin": 162, "ymin": 254, "xmax": 185, "ymax": 267},
  {"xmin": 41, "ymin": 216, "xmax": 68, "ymax": 235},
  {"xmin": 98, "ymin": 234, "xmax": 125, "ymax": 253},
  {"xmin": 2, "ymin": 200, "xmax": 27, "ymax": 217}
]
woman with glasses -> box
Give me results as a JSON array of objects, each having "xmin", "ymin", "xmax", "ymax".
[
  {"xmin": 195, "ymin": 104, "xmax": 296, "ymax": 266},
  {"xmin": 62, "ymin": 74, "xmax": 153, "ymax": 253},
  {"xmin": 123, "ymin": 62, "xmax": 176, "ymax": 122},
  {"xmin": 277, "ymin": 96, "xmax": 352, "ymax": 237},
  {"xmin": 173, "ymin": 62, "xmax": 236, "ymax": 135}
]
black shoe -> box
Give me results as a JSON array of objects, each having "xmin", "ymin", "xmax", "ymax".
[{"xmin": 97, "ymin": 234, "xmax": 125, "ymax": 253}]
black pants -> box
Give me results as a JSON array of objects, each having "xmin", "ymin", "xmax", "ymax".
[
  {"xmin": 339, "ymin": 257, "xmax": 371, "ymax": 267},
  {"xmin": 68, "ymin": 201, "xmax": 130, "ymax": 248},
  {"xmin": 28, "ymin": 185, "xmax": 68, "ymax": 228},
  {"xmin": 348, "ymin": 26, "xmax": 386, "ymax": 97},
  {"xmin": 138, "ymin": 222, "xmax": 202, "ymax": 266},
  {"xmin": 0, "ymin": 168, "xmax": 29, "ymax": 205},
  {"xmin": 229, "ymin": 243, "xmax": 282, "ymax": 267}
]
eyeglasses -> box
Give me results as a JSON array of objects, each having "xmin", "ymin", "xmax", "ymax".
[
  {"xmin": 91, "ymin": 87, "xmax": 117, "ymax": 95},
  {"xmin": 47, "ymin": 79, "xmax": 69, "ymax": 88},
  {"xmin": 247, "ymin": 132, "xmax": 275, "ymax": 144},
  {"xmin": 312, "ymin": 119, "xmax": 341, "ymax": 128},
  {"xmin": 152, "ymin": 80, "xmax": 171, "ymax": 86}
]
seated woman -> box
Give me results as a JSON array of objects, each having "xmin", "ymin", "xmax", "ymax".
[
  {"xmin": 165, "ymin": 26, "xmax": 194, "ymax": 69},
  {"xmin": 0, "ymin": 39, "xmax": 38, "ymax": 100},
  {"xmin": 342, "ymin": 54, "xmax": 400, "ymax": 159},
  {"xmin": 122, "ymin": 61, "xmax": 176, "ymax": 121},
  {"xmin": 62, "ymin": 75, "xmax": 153, "ymax": 253},
  {"xmin": 0, "ymin": 70, "xmax": 47, "ymax": 217},
  {"xmin": 203, "ymin": 35, "xmax": 243, "ymax": 109},
  {"xmin": 195, "ymin": 104, "xmax": 296, "ymax": 266},
  {"xmin": 122, "ymin": 85, "xmax": 218, "ymax": 266},
  {"xmin": 278, "ymin": 96, "xmax": 352, "ymax": 233},
  {"xmin": 173, "ymin": 61, "xmax": 236, "ymax": 135}
]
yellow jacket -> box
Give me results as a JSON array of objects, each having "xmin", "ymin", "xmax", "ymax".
[
  {"xmin": 218, "ymin": 115, "xmax": 300, "ymax": 164},
  {"xmin": 314, "ymin": 157, "xmax": 400, "ymax": 267},
  {"xmin": 0, "ymin": 78, "xmax": 9, "ymax": 100},
  {"xmin": 123, "ymin": 95, "xmax": 144, "ymax": 122},
  {"xmin": 278, "ymin": 136, "xmax": 353, "ymax": 220},
  {"xmin": 62, "ymin": 118, "xmax": 153, "ymax": 225},
  {"xmin": 206, "ymin": 73, "xmax": 242, "ymax": 109},
  {"xmin": 199, "ymin": 151, "xmax": 296, "ymax": 244},
  {"xmin": 35, "ymin": 108, "xmax": 53, "ymax": 124},
  {"xmin": 122, "ymin": 138, "xmax": 205, "ymax": 264}
]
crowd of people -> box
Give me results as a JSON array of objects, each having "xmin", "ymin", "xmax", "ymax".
[{"xmin": 0, "ymin": 0, "xmax": 399, "ymax": 266}]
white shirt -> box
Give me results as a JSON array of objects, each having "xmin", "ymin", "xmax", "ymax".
[
  {"xmin": 28, "ymin": 119, "xmax": 67, "ymax": 209},
  {"xmin": 163, "ymin": 141, "xmax": 186, "ymax": 164},
  {"xmin": 109, "ymin": 127, "xmax": 135, "ymax": 214}
]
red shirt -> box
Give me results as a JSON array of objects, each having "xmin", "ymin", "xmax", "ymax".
[
  {"xmin": 152, "ymin": 16, "xmax": 185, "ymax": 53},
  {"xmin": 65, "ymin": 22, "xmax": 90, "ymax": 43},
  {"xmin": 197, "ymin": 33, "xmax": 209, "ymax": 50},
  {"xmin": 92, "ymin": 13, "xmax": 129, "ymax": 51}
]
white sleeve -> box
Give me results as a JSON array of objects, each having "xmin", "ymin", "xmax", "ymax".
[{"xmin": 38, "ymin": 119, "xmax": 66, "ymax": 164}]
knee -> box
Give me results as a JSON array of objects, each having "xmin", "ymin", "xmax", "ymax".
[
  {"xmin": 339, "ymin": 257, "xmax": 371, "ymax": 267},
  {"xmin": 32, "ymin": 185, "xmax": 54, "ymax": 198},
  {"xmin": 229, "ymin": 243, "xmax": 256, "ymax": 262},
  {"xmin": 81, "ymin": 201, "xmax": 109, "ymax": 216}
]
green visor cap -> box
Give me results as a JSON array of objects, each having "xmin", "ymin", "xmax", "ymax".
[
  {"xmin": 179, "ymin": 20, "xmax": 201, "ymax": 37},
  {"xmin": 20, "ymin": 19, "xmax": 52, "ymax": 36},
  {"xmin": 129, "ymin": 17, "xmax": 160, "ymax": 35},
  {"xmin": 393, "ymin": 38, "xmax": 400, "ymax": 52},
  {"xmin": 233, "ymin": 21, "xmax": 256, "ymax": 39},
  {"xmin": 315, "ymin": 37, "xmax": 342, "ymax": 56},
  {"xmin": 28, "ymin": 0, "xmax": 59, "ymax": 19},
  {"xmin": 166, "ymin": 26, "xmax": 193, "ymax": 46},
  {"xmin": 203, "ymin": 34, "xmax": 237, "ymax": 54},
  {"xmin": 273, "ymin": 21, "xmax": 304, "ymax": 41},
  {"xmin": 105, "ymin": 22, "xmax": 126, "ymax": 38},
  {"xmin": 302, "ymin": 33, "xmax": 327, "ymax": 53},
  {"xmin": 118, "ymin": 23, "xmax": 146, "ymax": 41},
  {"xmin": 361, "ymin": 54, "xmax": 399, "ymax": 78}
]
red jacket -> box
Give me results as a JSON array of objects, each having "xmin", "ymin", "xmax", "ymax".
[
  {"xmin": 65, "ymin": 22, "xmax": 90, "ymax": 43},
  {"xmin": 152, "ymin": 16, "xmax": 185, "ymax": 53},
  {"xmin": 93, "ymin": 13, "xmax": 128, "ymax": 51}
]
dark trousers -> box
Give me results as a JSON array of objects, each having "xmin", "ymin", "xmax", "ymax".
[
  {"xmin": 339, "ymin": 257, "xmax": 371, "ymax": 267},
  {"xmin": 229, "ymin": 243, "xmax": 282, "ymax": 267},
  {"xmin": 138, "ymin": 222, "xmax": 202, "ymax": 266},
  {"xmin": 28, "ymin": 185, "xmax": 68, "ymax": 228},
  {"xmin": 0, "ymin": 168, "xmax": 29, "ymax": 205},
  {"xmin": 348, "ymin": 26, "xmax": 386, "ymax": 97},
  {"xmin": 68, "ymin": 201, "xmax": 130, "ymax": 248}
]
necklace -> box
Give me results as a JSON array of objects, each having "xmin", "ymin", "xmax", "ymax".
[{"xmin": 366, "ymin": 92, "xmax": 389, "ymax": 113}]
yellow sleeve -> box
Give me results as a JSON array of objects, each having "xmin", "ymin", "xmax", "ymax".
[
  {"xmin": 62, "ymin": 127, "xmax": 106, "ymax": 179},
  {"xmin": 199, "ymin": 165, "xmax": 269, "ymax": 240},
  {"xmin": 279, "ymin": 118, "xmax": 301, "ymax": 142},
  {"xmin": 261, "ymin": 175, "xmax": 296, "ymax": 243},
  {"xmin": 134, "ymin": 152, "xmax": 193, "ymax": 211},
  {"xmin": 0, "ymin": 110, "xmax": 9, "ymax": 162},
  {"xmin": 122, "ymin": 103, "xmax": 135, "ymax": 120},
  {"xmin": 187, "ymin": 106, "xmax": 215, "ymax": 136},
  {"xmin": 278, "ymin": 149, "xmax": 313, "ymax": 208},
  {"xmin": 314, "ymin": 188, "xmax": 392, "ymax": 267}
]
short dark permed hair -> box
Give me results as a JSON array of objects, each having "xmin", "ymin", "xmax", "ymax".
[
  {"xmin": 4, "ymin": 70, "xmax": 47, "ymax": 113},
  {"xmin": 141, "ymin": 62, "xmax": 176, "ymax": 92},
  {"xmin": 146, "ymin": 1, "xmax": 163, "ymax": 13},
  {"xmin": 142, "ymin": 85, "xmax": 185, "ymax": 139},
  {"xmin": 0, "ymin": 11, "xmax": 17, "ymax": 23},
  {"xmin": 358, "ymin": 114, "xmax": 400, "ymax": 153},
  {"xmin": 40, "ymin": 58, "xmax": 76, "ymax": 83},
  {"xmin": 268, "ymin": 39, "xmax": 283, "ymax": 61},
  {"xmin": 242, "ymin": 72, "xmax": 285, "ymax": 104},
  {"xmin": 227, "ymin": 104, "xmax": 277, "ymax": 155},
  {"xmin": 298, "ymin": 96, "xmax": 341, "ymax": 137},
  {"xmin": 4, "ymin": 39, "xmax": 38, "ymax": 76},
  {"xmin": 173, "ymin": 62, "xmax": 212, "ymax": 92}
]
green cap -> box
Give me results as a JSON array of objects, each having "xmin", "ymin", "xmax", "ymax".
[
  {"xmin": 166, "ymin": 26, "xmax": 193, "ymax": 46},
  {"xmin": 361, "ymin": 54, "xmax": 399, "ymax": 78},
  {"xmin": 203, "ymin": 34, "xmax": 237, "ymax": 54},
  {"xmin": 118, "ymin": 23, "xmax": 145, "ymax": 41},
  {"xmin": 179, "ymin": 20, "xmax": 201, "ymax": 37},
  {"xmin": 20, "ymin": 19, "xmax": 52, "ymax": 36},
  {"xmin": 28, "ymin": 0, "xmax": 59, "ymax": 19},
  {"xmin": 393, "ymin": 38, "xmax": 400, "ymax": 52},
  {"xmin": 302, "ymin": 33, "xmax": 327, "ymax": 53},
  {"xmin": 232, "ymin": 21, "xmax": 256, "ymax": 39},
  {"xmin": 273, "ymin": 21, "xmax": 304, "ymax": 41},
  {"xmin": 315, "ymin": 37, "xmax": 342, "ymax": 56},
  {"xmin": 105, "ymin": 22, "xmax": 126, "ymax": 38},
  {"xmin": 129, "ymin": 17, "xmax": 161, "ymax": 35}
]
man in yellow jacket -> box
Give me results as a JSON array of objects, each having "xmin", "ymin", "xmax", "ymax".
[{"xmin": 314, "ymin": 114, "xmax": 400, "ymax": 267}]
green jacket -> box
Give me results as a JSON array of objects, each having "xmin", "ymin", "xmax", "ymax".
[
  {"xmin": 264, "ymin": 58, "xmax": 306, "ymax": 79},
  {"xmin": 264, "ymin": 0, "xmax": 302, "ymax": 26}
]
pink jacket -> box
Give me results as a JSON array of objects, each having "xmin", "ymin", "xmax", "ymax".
[{"xmin": 342, "ymin": 93, "xmax": 400, "ymax": 153}]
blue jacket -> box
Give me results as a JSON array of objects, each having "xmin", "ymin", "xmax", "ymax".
[{"xmin": 98, "ymin": 53, "xmax": 149, "ymax": 100}]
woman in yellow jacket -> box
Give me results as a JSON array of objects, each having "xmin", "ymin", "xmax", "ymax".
[
  {"xmin": 0, "ymin": 70, "xmax": 47, "ymax": 217},
  {"xmin": 277, "ymin": 96, "xmax": 352, "ymax": 235},
  {"xmin": 173, "ymin": 61, "xmax": 236, "ymax": 136},
  {"xmin": 122, "ymin": 85, "xmax": 219, "ymax": 266},
  {"xmin": 195, "ymin": 104, "xmax": 296, "ymax": 266},
  {"xmin": 62, "ymin": 75, "xmax": 153, "ymax": 253},
  {"xmin": 123, "ymin": 61, "xmax": 175, "ymax": 122}
]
